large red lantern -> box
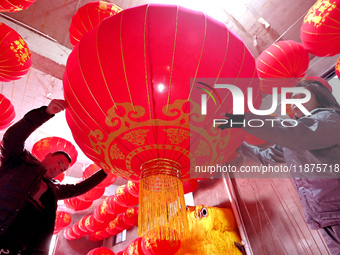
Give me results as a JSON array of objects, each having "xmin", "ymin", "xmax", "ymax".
[
  {"xmin": 54, "ymin": 211, "xmax": 72, "ymax": 235},
  {"xmin": 115, "ymin": 185, "xmax": 139, "ymax": 207},
  {"xmin": 0, "ymin": 0, "xmax": 36, "ymax": 12},
  {"xmin": 0, "ymin": 94, "xmax": 15, "ymax": 130},
  {"xmin": 32, "ymin": 136, "xmax": 78, "ymax": 166},
  {"xmin": 0, "ymin": 22, "xmax": 31, "ymax": 82},
  {"xmin": 256, "ymin": 40, "xmax": 309, "ymax": 94},
  {"xmin": 336, "ymin": 57, "xmax": 340, "ymax": 79},
  {"xmin": 87, "ymin": 247, "xmax": 115, "ymax": 255},
  {"xmin": 63, "ymin": 4, "xmax": 259, "ymax": 241},
  {"xmin": 83, "ymin": 163, "xmax": 117, "ymax": 188},
  {"xmin": 300, "ymin": 0, "xmax": 340, "ymax": 57},
  {"xmin": 64, "ymin": 197, "xmax": 93, "ymax": 211},
  {"xmin": 69, "ymin": 1, "xmax": 122, "ymax": 47}
]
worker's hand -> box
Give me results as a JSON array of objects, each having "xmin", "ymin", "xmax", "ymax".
[{"xmin": 46, "ymin": 99, "xmax": 68, "ymax": 115}]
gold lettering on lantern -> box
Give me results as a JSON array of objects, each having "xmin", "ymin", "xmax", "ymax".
[
  {"xmin": 10, "ymin": 38, "xmax": 31, "ymax": 65},
  {"xmin": 109, "ymin": 143, "xmax": 125, "ymax": 160},
  {"xmin": 164, "ymin": 128, "xmax": 191, "ymax": 145},
  {"xmin": 194, "ymin": 140, "xmax": 210, "ymax": 157},
  {"xmin": 304, "ymin": 0, "xmax": 337, "ymax": 27},
  {"xmin": 122, "ymin": 129, "xmax": 149, "ymax": 146}
]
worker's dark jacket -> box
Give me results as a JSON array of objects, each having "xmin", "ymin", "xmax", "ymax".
[
  {"xmin": 0, "ymin": 106, "xmax": 107, "ymax": 252},
  {"xmin": 238, "ymin": 108, "xmax": 340, "ymax": 230}
]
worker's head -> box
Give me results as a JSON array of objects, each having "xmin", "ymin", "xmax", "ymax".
[
  {"xmin": 41, "ymin": 151, "xmax": 72, "ymax": 179},
  {"xmin": 291, "ymin": 79, "xmax": 340, "ymax": 118}
]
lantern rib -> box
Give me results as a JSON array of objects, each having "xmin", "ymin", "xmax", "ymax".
[
  {"xmin": 87, "ymin": 5, "xmax": 94, "ymax": 30},
  {"xmin": 285, "ymin": 42, "xmax": 296, "ymax": 74},
  {"xmin": 271, "ymin": 45, "xmax": 292, "ymax": 74},
  {"xmin": 258, "ymin": 57, "xmax": 289, "ymax": 77}
]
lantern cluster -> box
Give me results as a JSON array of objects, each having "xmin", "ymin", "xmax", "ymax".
[
  {"xmin": 64, "ymin": 181, "xmax": 139, "ymax": 241},
  {"xmin": 0, "ymin": 23, "xmax": 31, "ymax": 82}
]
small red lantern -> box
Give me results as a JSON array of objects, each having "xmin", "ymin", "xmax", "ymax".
[
  {"xmin": 78, "ymin": 186, "xmax": 105, "ymax": 202},
  {"xmin": 127, "ymin": 181, "xmax": 139, "ymax": 197},
  {"xmin": 64, "ymin": 197, "xmax": 93, "ymax": 211},
  {"xmin": 93, "ymin": 202, "xmax": 116, "ymax": 223},
  {"xmin": 301, "ymin": 0, "xmax": 340, "ymax": 56},
  {"xmin": 87, "ymin": 247, "xmax": 115, "ymax": 255},
  {"xmin": 336, "ymin": 57, "xmax": 340, "ymax": 79},
  {"xmin": 54, "ymin": 211, "xmax": 71, "ymax": 235},
  {"xmin": 88, "ymin": 231, "xmax": 104, "ymax": 242},
  {"xmin": 105, "ymin": 220, "xmax": 123, "ymax": 236},
  {"xmin": 72, "ymin": 221, "xmax": 88, "ymax": 238},
  {"xmin": 0, "ymin": 94, "xmax": 15, "ymax": 130},
  {"xmin": 116, "ymin": 252, "xmax": 124, "ymax": 255},
  {"xmin": 63, "ymin": 226, "xmax": 78, "ymax": 240},
  {"xmin": 113, "ymin": 214, "xmax": 132, "ymax": 231},
  {"xmin": 83, "ymin": 164, "xmax": 117, "ymax": 188},
  {"xmin": 32, "ymin": 136, "xmax": 78, "ymax": 166},
  {"xmin": 106, "ymin": 196, "xmax": 128, "ymax": 215},
  {"xmin": 115, "ymin": 185, "xmax": 139, "ymax": 207},
  {"xmin": 124, "ymin": 237, "xmax": 145, "ymax": 255},
  {"xmin": 78, "ymin": 215, "xmax": 91, "ymax": 234},
  {"xmin": 0, "ymin": 0, "xmax": 36, "ymax": 12},
  {"xmin": 85, "ymin": 215, "xmax": 107, "ymax": 232},
  {"xmin": 0, "ymin": 23, "xmax": 31, "ymax": 82},
  {"xmin": 124, "ymin": 207, "xmax": 139, "ymax": 226},
  {"xmin": 256, "ymin": 40, "xmax": 309, "ymax": 94},
  {"xmin": 69, "ymin": 1, "xmax": 122, "ymax": 47},
  {"xmin": 182, "ymin": 179, "xmax": 198, "ymax": 194}
]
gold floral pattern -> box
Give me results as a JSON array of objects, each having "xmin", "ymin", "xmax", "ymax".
[
  {"xmin": 10, "ymin": 38, "xmax": 31, "ymax": 65},
  {"xmin": 304, "ymin": 0, "xmax": 337, "ymax": 27},
  {"xmin": 109, "ymin": 143, "xmax": 125, "ymax": 160},
  {"xmin": 164, "ymin": 128, "xmax": 191, "ymax": 145},
  {"xmin": 194, "ymin": 140, "xmax": 210, "ymax": 157},
  {"xmin": 122, "ymin": 129, "xmax": 149, "ymax": 146}
]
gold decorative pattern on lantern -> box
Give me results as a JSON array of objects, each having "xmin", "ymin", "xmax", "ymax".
[
  {"xmin": 194, "ymin": 140, "xmax": 210, "ymax": 157},
  {"xmin": 10, "ymin": 38, "xmax": 31, "ymax": 65},
  {"xmin": 164, "ymin": 128, "xmax": 191, "ymax": 145},
  {"xmin": 122, "ymin": 129, "xmax": 149, "ymax": 146},
  {"xmin": 109, "ymin": 143, "xmax": 125, "ymax": 160},
  {"xmin": 304, "ymin": 0, "xmax": 337, "ymax": 27}
]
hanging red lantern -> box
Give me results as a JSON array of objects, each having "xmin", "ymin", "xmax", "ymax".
[
  {"xmin": 78, "ymin": 186, "xmax": 105, "ymax": 202},
  {"xmin": 116, "ymin": 252, "xmax": 124, "ymax": 255},
  {"xmin": 87, "ymin": 247, "xmax": 115, "ymax": 255},
  {"xmin": 84, "ymin": 164, "xmax": 117, "ymax": 188},
  {"xmin": 0, "ymin": 94, "xmax": 15, "ymax": 130},
  {"xmin": 63, "ymin": 226, "xmax": 79, "ymax": 240},
  {"xmin": 78, "ymin": 215, "xmax": 91, "ymax": 235},
  {"xmin": 32, "ymin": 136, "xmax": 78, "ymax": 166},
  {"xmin": 0, "ymin": 22, "xmax": 31, "ymax": 82},
  {"xmin": 124, "ymin": 207, "xmax": 139, "ymax": 226},
  {"xmin": 127, "ymin": 181, "xmax": 139, "ymax": 197},
  {"xmin": 105, "ymin": 219, "xmax": 123, "ymax": 236},
  {"xmin": 93, "ymin": 201, "xmax": 116, "ymax": 223},
  {"xmin": 54, "ymin": 211, "xmax": 72, "ymax": 235},
  {"xmin": 124, "ymin": 237, "xmax": 145, "ymax": 255},
  {"xmin": 72, "ymin": 221, "xmax": 88, "ymax": 238},
  {"xmin": 106, "ymin": 196, "xmax": 127, "ymax": 215},
  {"xmin": 182, "ymin": 179, "xmax": 199, "ymax": 194},
  {"xmin": 115, "ymin": 185, "xmax": 139, "ymax": 207},
  {"xmin": 336, "ymin": 57, "xmax": 340, "ymax": 79},
  {"xmin": 256, "ymin": 40, "xmax": 309, "ymax": 94},
  {"xmin": 141, "ymin": 228, "xmax": 181, "ymax": 255},
  {"xmin": 85, "ymin": 215, "xmax": 107, "ymax": 232},
  {"xmin": 63, "ymin": 4, "xmax": 259, "ymax": 241},
  {"xmin": 0, "ymin": 0, "xmax": 37, "ymax": 12},
  {"xmin": 113, "ymin": 214, "xmax": 132, "ymax": 231},
  {"xmin": 64, "ymin": 197, "xmax": 93, "ymax": 211},
  {"xmin": 300, "ymin": 0, "xmax": 340, "ymax": 57},
  {"xmin": 88, "ymin": 231, "xmax": 105, "ymax": 242},
  {"xmin": 69, "ymin": 1, "xmax": 123, "ymax": 48}
]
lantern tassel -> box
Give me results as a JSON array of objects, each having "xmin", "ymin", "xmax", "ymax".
[{"xmin": 138, "ymin": 159, "xmax": 188, "ymax": 241}]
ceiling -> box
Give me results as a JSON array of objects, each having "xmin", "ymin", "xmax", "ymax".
[{"xmin": 0, "ymin": 0, "xmax": 338, "ymax": 194}]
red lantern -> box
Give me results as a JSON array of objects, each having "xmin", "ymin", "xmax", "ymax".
[
  {"xmin": 63, "ymin": 226, "xmax": 79, "ymax": 240},
  {"xmin": 63, "ymin": 4, "xmax": 259, "ymax": 240},
  {"xmin": 0, "ymin": 94, "xmax": 15, "ymax": 130},
  {"xmin": 0, "ymin": 22, "xmax": 31, "ymax": 82},
  {"xmin": 85, "ymin": 215, "xmax": 107, "ymax": 232},
  {"xmin": 124, "ymin": 237, "xmax": 145, "ymax": 255},
  {"xmin": 256, "ymin": 40, "xmax": 309, "ymax": 94},
  {"xmin": 106, "ymin": 196, "xmax": 127, "ymax": 215},
  {"xmin": 78, "ymin": 186, "xmax": 105, "ymax": 202},
  {"xmin": 53, "ymin": 172, "xmax": 65, "ymax": 182},
  {"xmin": 182, "ymin": 179, "xmax": 198, "ymax": 194},
  {"xmin": 84, "ymin": 164, "xmax": 117, "ymax": 188},
  {"xmin": 69, "ymin": 1, "xmax": 122, "ymax": 48},
  {"xmin": 105, "ymin": 220, "xmax": 123, "ymax": 236},
  {"xmin": 64, "ymin": 197, "xmax": 93, "ymax": 211},
  {"xmin": 87, "ymin": 247, "xmax": 115, "ymax": 255},
  {"xmin": 0, "ymin": 0, "xmax": 36, "ymax": 12},
  {"xmin": 124, "ymin": 207, "xmax": 139, "ymax": 226},
  {"xmin": 115, "ymin": 185, "xmax": 139, "ymax": 207},
  {"xmin": 72, "ymin": 221, "xmax": 88, "ymax": 238},
  {"xmin": 336, "ymin": 57, "xmax": 340, "ymax": 79},
  {"xmin": 78, "ymin": 215, "xmax": 91, "ymax": 234},
  {"xmin": 54, "ymin": 211, "xmax": 71, "ymax": 235},
  {"xmin": 88, "ymin": 231, "xmax": 104, "ymax": 242},
  {"xmin": 113, "ymin": 214, "xmax": 132, "ymax": 231},
  {"xmin": 116, "ymin": 252, "xmax": 124, "ymax": 255},
  {"xmin": 93, "ymin": 201, "xmax": 116, "ymax": 223},
  {"xmin": 141, "ymin": 228, "xmax": 181, "ymax": 255},
  {"xmin": 301, "ymin": 0, "xmax": 340, "ymax": 56},
  {"xmin": 127, "ymin": 181, "xmax": 139, "ymax": 197},
  {"xmin": 32, "ymin": 136, "xmax": 78, "ymax": 166}
]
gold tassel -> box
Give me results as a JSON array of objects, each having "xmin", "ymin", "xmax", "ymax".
[{"xmin": 138, "ymin": 158, "xmax": 188, "ymax": 241}]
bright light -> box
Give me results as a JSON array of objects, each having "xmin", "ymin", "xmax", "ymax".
[
  {"xmin": 48, "ymin": 234, "xmax": 57, "ymax": 255},
  {"xmin": 158, "ymin": 83, "xmax": 165, "ymax": 92}
]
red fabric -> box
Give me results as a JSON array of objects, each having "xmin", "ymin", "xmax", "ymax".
[
  {"xmin": 141, "ymin": 229, "xmax": 181, "ymax": 255},
  {"xmin": 115, "ymin": 185, "xmax": 139, "ymax": 207},
  {"xmin": 53, "ymin": 211, "xmax": 71, "ymax": 235},
  {"xmin": 300, "ymin": 0, "xmax": 340, "ymax": 57},
  {"xmin": 63, "ymin": 4, "xmax": 259, "ymax": 181},
  {"xmin": 256, "ymin": 40, "xmax": 309, "ymax": 94},
  {"xmin": 0, "ymin": 94, "xmax": 15, "ymax": 130},
  {"xmin": 64, "ymin": 197, "xmax": 93, "ymax": 211},
  {"xmin": 93, "ymin": 202, "xmax": 116, "ymax": 222},
  {"xmin": 83, "ymin": 163, "xmax": 117, "ymax": 187},
  {"xmin": 87, "ymin": 247, "xmax": 115, "ymax": 255},
  {"xmin": 84, "ymin": 215, "xmax": 107, "ymax": 232},
  {"xmin": 182, "ymin": 179, "xmax": 198, "ymax": 194},
  {"xmin": 69, "ymin": 1, "xmax": 122, "ymax": 47},
  {"xmin": 78, "ymin": 186, "xmax": 105, "ymax": 201},
  {"xmin": 106, "ymin": 195, "xmax": 128, "ymax": 215},
  {"xmin": 32, "ymin": 136, "xmax": 78, "ymax": 166},
  {"xmin": 124, "ymin": 237, "xmax": 145, "ymax": 255},
  {"xmin": 123, "ymin": 207, "xmax": 139, "ymax": 226},
  {"xmin": 0, "ymin": 0, "xmax": 36, "ymax": 12},
  {"xmin": 336, "ymin": 57, "xmax": 340, "ymax": 80},
  {"xmin": 0, "ymin": 23, "xmax": 31, "ymax": 82},
  {"xmin": 127, "ymin": 181, "xmax": 139, "ymax": 197}
]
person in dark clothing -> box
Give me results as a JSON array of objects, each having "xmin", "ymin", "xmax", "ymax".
[
  {"xmin": 0, "ymin": 99, "xmax": 108, "ymax": 255},
  {"xmin": 219, "ymin": 78, "xmax": 340, "ymax": 255}
]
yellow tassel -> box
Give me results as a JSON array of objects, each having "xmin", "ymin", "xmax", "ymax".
[{"xmin": 138, "ymin": 158, "xmax": 188, "ymax": 241}]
